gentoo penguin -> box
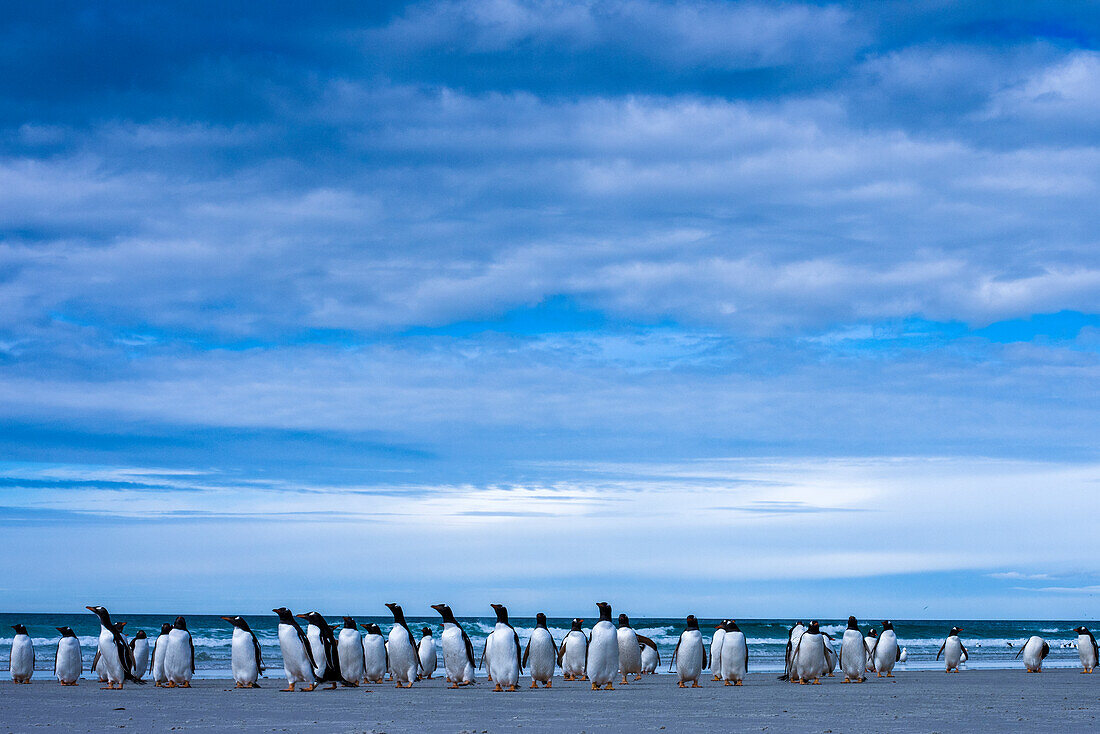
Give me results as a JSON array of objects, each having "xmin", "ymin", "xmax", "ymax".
[
  {"xmin": 720, "ymin": 620, "xmax": 748, "ymax": 686},
  {"xmin": 823, "ymin": 633, "xmax": 838, "ymax": 675},
  {"xmin": 164, "ymin": 616, "xmax": 195, "ymax": 687},
  {"xmin": 336, "ymin": 617, "xmax": 364, "ymax": 685},
  {"xmin": 558, "ymin": 618, "xmax": 588, "ymax": 681},
  {"xmin": 792, "ymin": 621, "xmax": 828, "ymax": 685},
  {"xmin": 152, "ymin": 622, "xmax": 171, "ymax": 686},
  {"xmin": 300, "ymin": 613, "xmax": 327, "ymax": 681},
  {"xmin": 92, "ymin": 619, "xmax": 127, "ymax": 683},
  {"xmin": 430, "ymin": 604, "xmax": 476, "ymax": 687},
  {"xmin": 524, "ymin": 612, "xmax": 557, "ymax": 688},
  {"xmin": 899, "ymin": 647, "xmax": 908, "ymax": 663},
  {"xmin": 587, "ymin": 602, "xmax": 619, "ymax": 690},
  {"xmin": 616, "ymin": 613, "xmax": 643, "ymax": 684},
  {"xmin": 1016, "ymin": 635, "xmax": 1049, "ymax": 672},
  {"xmin": 222, "ymin": 616, "xmax": 264, "ymax": 688},
  {"xmin": 639, "ymin": 634, "xmax": 660, "ymax": 674},
  {"xmin": 486, "ymin": 603, "xmax": 522, "ymax": 692},
  {"xmin": 671, "ymin": 615, "xmax": 706, "ymax": 687},
  {"xmin": 273, "ymin": 607, "xmax": 317, "ymax": 691},
  {"xmin": 780, "ymin": 621, "xmax": 806, "ymax": 682},
  {"xmin": 872, "ymin": 620, "xmax": 900, "ymax": 678},
  {"xmin": 417, "ymin": 627, "xmax": 438, "ymax": 680},
  {"xmin": 360, "ymin": 622, "xmax": 387, "ymax": 683},
  {"xmin": 129, "ymin": 630, "xmax": 150, "ymax": 681},
  {"xmin": 936, "ymin": 627, "xmax": 966, "ymax": 673},
  {"xmin": 839, "ymin": 616, "xmax": 867, "ymax": 683},
  {"xmin": 864, "ymin": 628, "xmax": 878, "ymax": 672},
  {"xmin": 385, "ymin": 603, "xmax": 421, "ymax": 687},
  {"xmin": 55, "ymin": 626, "xmax": 82, "ymax": 685},
  {"xmin": 1074, "ymin": 626, "xmax": 1098, "ymax": 673},
  {"xmin": 710, "ymin": 621, "xmax": 726, "ymax": 680},
  {"xmin": 9, "ymin": 624, "xmax": 34, "ymax": 683},
  {"xmin": 85, "ymin": 606, "xmax": 143, "ymax": 688},
  {"xmin": 298, "ymin": 612, "xmax": 350, "ymax": 689}
]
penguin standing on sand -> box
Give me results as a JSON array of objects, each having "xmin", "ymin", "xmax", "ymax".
[
  {"xmin": 361, "ymin": 623, "xmax": 388, "ymax": 683},
  {"xmin": 1016, "ymin": 635, "xmax": 1050, "ymax": 672},
  {"xmin": 671, "ymin": 615, "xmax": 706, "ymax": 687},
  {"xmin": 55, "ymin": 626, "xmax": 82, "ymax": 685},
  {"xmin": 1074, "ymin": 626, "xmax": 1098, "ymax": 673},
  {"xmin": 164, "ymin": 616, "xmax": 195, "ymax": 688},
  {"xmin": 936, "ymin": 626, "xmax": 966, "ymax": 673},
  {"xmin": 839, "ymin": 616, "xmax": 866, "ymax": 683},
  {"xmin": 222, "ymin": 616, "xmax": 264, "ymax": 688},
  {"xmin": 587, "ymin": 602, "xmax": 619, "ymax": 690},
  {"xmin": 92, "ymin": 620, "xmax": 126, "ymax": 683},
  {"xmin": 301, "ymin": 613, "xmax": 327, "ymax": 681},
  {"xmin": 720, "ymin": 620, "xmax": 748, "ymax": 685},
  {"xmin": 864, "ymin": 628, "xmax": 878, "ymax": 672},
  {"xmin": 616, "ymin": 614, "xmax": 643, "ymax": 684},
  {"xmin": 558, "ymin": 618, "xmax": 588, "ymax": 681},
  {"xmin": 524, "ymin": 613, "xmax": 556, "ymax": 688},
  {"xmin": 710, "ymin": 621, "xmax": 726, "ymax": 680},
  {"xmin": 430, "ymin": 604, "xmax": 476, "ymax": 687},
  {"xmin": 872, "ymin": 621, "xmax": 900, "ymax": 678},
  {"xmin": 384, "ymin": 603, "xmax": 421, "ymax": 687},
  {"xmin": 337, "ymin": 617, "xmax": 364, "ymax": 685},
  {"xmin": 85, "ymin": 606, "xmax": 143, "ymax": 689},
  {"xmin": 779, "ymin": 621, "xmax": 806, "ymax": 682},
  {"xmin": 639, "ymin": 635, "xmax": 660, "ymax": 674},
  {"xmin": 129, "ymin": 630, "xmax": 150, "ymax": 680},
  {"xmin": 152, "ymin": 622, "xmax": 171, "ymax": 686},
  {"xmin": 418, "ymin": 627, "xmax": 438, "ymax": 680},
  {"xmin": 9, "ymin": 624, "xmax": 34, "ymax": 683},
  {"xmin": 273, "ymin": 607, "xmax": 317, "ymax": 691},
  {"xmin": 299, "ymin": 612, "xmax": 351, "ymax": 688},
  {"xmin": 486, "ymin": 603, "xmax": 522, "ymax": 692},
  {"xmin": 793, "ymin": 621, "xmax": 829, "ymax": 685}
]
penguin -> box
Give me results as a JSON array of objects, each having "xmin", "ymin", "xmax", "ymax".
[
  {"xmin": 864, "ymin": 628, "xmax": 878, "ymax": 672},
  {"xmin": 872, "ymin": 620, "xmax": 900, "ymax": 678},
  {"xmin": 587, "ymin": 602, "xmax": 619, "ymax": 690},
  {"xmin": 558, "ymin": 618, "xmax": 588, "ymax": 681},
  {"xmin": 85, "ymin": 606, "xmax": 143, "ymax": 688},
  {"xmin": 273, "ymin": 607, "xmax": 318, "ymax": 692},
  {"xmin": 337, "ymin": 617, "xmax": 364, "ymax": 685},
  {"xmin": 164, "ymin": 616, "xmax": 195, "ymax": 688},
  {"xmin": 301, "ymin": 613, "xmax": 327, "ymax": 681},
  {"xmin": 299, "ymin": 612, "xmax": 351, "ymax": 689},
  {"xmin": 92, "ymin": 619, "xmax": 127, "ymax": 683},
  {"xmin": 792, "ymin": 621, "xmax": 828, "ymax": 685},
  {"xmin": 961, "ymin": 647, "xmax": 968, "ymax": 664},
  {"xmin": 639, "ymin": 634, "xmax": 660, "ymax": 674},
  {"xmin": 720, "ymin": 619, "xmax": 748, "ymax": 686},
  {"xmin": 779, "ymin": 621, "xmax": 805, "ymax": 682},
  {"xmin": 222, "ymin": 616, "xmax": 264, "ymax": 688},
  {"xmin": 9, "ymin": 624, "xmax": 34, "ymax": 683},
  {"xmin": 710, "ymin": 621, "xmax": 726, "ymax": 681},
  {"xmin": 823, "ymin": 632, "xmax": 839, "ymax": 675},
  {"xmin": 1016, "ymin": 635, "xmax": 1049, "ymax": 672},
  {"xmin": 54, "ymin": 626, "xmax": 82, "ymax": 685},
  {"xmin": 385, "ymin": 603, "xmax": 421, "ymax": 687},
  {"xmin": 129, "ymin": 630, "xmax": 150, "ymax": 681},
  {"xmin": 899, "ymin": 646, "xmax": 908, "ymax": 663},
  {"xmin": 671, "ymin": 615, "xmax": 706, "ymax": 687},
  {"xmin": 486, "ymin": 603, "xmax": 522, "ymax": 692},
  {"xmin": 417, "ymin": 627, "xmax": 438, "ymax": 680},
  {"xmin": 616, "ymin": 613, "xmax": 643, "ymax": 684},
  {"xmin": 524, "ymin": 612, "xmax": 557, "ymax": 688},
  {"xmin": 839, "ymin": 616, "xmax": 866, "ymax": 683},
  {"xmin": 430, "ymin": 604, "xmax": 476, "ymax": 687},
  {"xmin": 151, "ymin": 622, "xmax": 171, "ymax": 686},
  {"xmin": 361, "ymin": 622, "xmax": 388, "ymax": 683},
  {"xmin": 936, "ymin": 627, "xmax": 966, "ymax": 673},
  {"xmin": 1074, "ymin": 626, "xmax": 1098, "ymax": 673}
]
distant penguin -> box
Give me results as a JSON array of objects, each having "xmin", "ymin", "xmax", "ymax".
[
  {"xmin": 486, "ymin": 603, "xmax": 522, "ymax": 692},
  {"xmin": 639, "ymin": 634, "xmax": 660, "ymax": 674},
  {"xmin": 129, "ymin": 630, "xmax": 150, "ymax": 681},
  {"xmin": 222, "ymin": 616, "xmax": 264, "ymax": 688},
  {"xmin": 430, "ymin": 604, "xmax": 476, "ymax": 687},
  {"xmin": 899, "ymin": 647, "xmax": 908, "ymax": 663},
  {"xmin": 164, "ymin": 616, "xmax": 195, "ymax": 687},
  {"xmin": 872, "ymin": 621, "xmax": 900, "ymax": 678},
  {"xmin": 558, "ymin": 618, "xmax": 588, "ymax": 681},
  {"xmin": 418, "ymin": 627, "xmax": 438, "ymax": 680},
  {"xmin": 792, "ymin": 621, "xmax": 828, "ymax": 685},
  {"xmin": 299, "ymin": 612, "xmax": 350, "ymax": 688},
  {"xmin": 152, "ymin": 622, "xmax": 171, "ymax": 686},
  {"xmin": 384, "ymin": 603, "xmax": 421, "ymax": 687},
  {"xmin": 524, "ymin": 613, "xmax": 556, "ymax": 688},
  {"xmin": 337, "ymin": 617, "xmax": 364, "ymax": 685},
  {"xmin": 710, "ymin": 621, "xmax": 726, "ymax": 680},
  {"xmin": 671, "ymin": 615, "xmax": 706, "ymax": 687},
  {"xmin": 936, "ymin": 627, "xmax": 966, "ymax": 673},
  {"xmin": 617, "ymin": 613, "xmax": 643, "ymax": 684},
  {"xmin": 720, "ymin": 620, "xmax": 748, "ymax": 686},
  {"xmin": 839, "ymin": 616, "xmax": 866, "ymax": 683},
  {"xmin": 587, "ymin": 602, "xmax": 619, "ymax": 690},
  {"xmin": 55, "ymin": 626, "xmax": 82, "ymax": 685},
  {"xmin": 1016, "ymin": 635, "xmax": 1049, "ymax": 672},
  {"xmin": 360, "ymin": 622, "xmax": 387, "ymax": 683},
  {"xmin": 273, "ymin": 607, "xmax": 318, "ymax": 691},
  {"xmin": 864, "ymin": 628, "xmax": 878, "ymax": 672},
  {"xmin": 9, "ymin": 624, "xmax": 34, "ymax": 683},
  {"xmin": 1074, "ymin": 626, "xmax": 1098, "ymax": 673},
  {"xmin": 780, "ymin": 621, "xmax": 806, "ymax": 682},
  {"xmin": 85, "ymin": 607, "xmax": 143, "ymax": 688},
  {"xmin": 823, "ymin": 633, "xmax": 838, "ymax": 675}
]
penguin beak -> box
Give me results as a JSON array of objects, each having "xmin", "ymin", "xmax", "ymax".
[
  {"xmin": 295, "ymin": 613, "xmax": 307, "ymax": 619},
  {"xmin": 85, "ymin": 606, "xmax": 96, "ymax": 612},
  {"xmin": 56, "ymin": 627, "xmax": 65, "ymax": 634},
  {"xmin": 220, "ymin": 616, "xmax": 233, "ymax": 622}
]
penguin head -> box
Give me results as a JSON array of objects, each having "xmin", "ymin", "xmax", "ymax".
[
  {"xmin": 86, "ymin": 605, "xmax": 112, "ymax": 626},
  {"xmin": 949, "ymin": 626, "xmax": 962, "ymax": 636},
  {"xmin": 431, "ymin": 604, "xmax": 457, "ymax": 624},
  {"xmin": 273, "ymin": 607, "xmax": 296, "ymax": 623},
  {"xmin": 490, "ymin": 603, "xmax": 509, "ymax": 625},
  {"xmin": 298, "ymin": 611, "xmax": 330, "ymax": 631},
  {"xmin": 535, "ymin": 612, "xmax": 548, "ymax": 628},
  {"xmin": 596, "ymin": 602, "xmax": 612, "ymax": 621},
  {"xmin": 570, "ymin": 618, "xmax": 584, "ymax": 631},
  {"xmin": 385, "ymin": 602, "xmax": 406, "ymax": 624},
  {"xmin": 11, "ymin": 624, "xmax": 28, "ymax": 635},
  {"xmin": 134, "ymin": 630, "xmax": 147, "ymax": 639},
  {"xmin": 847, "ymin": 616, "xmax": 859, "ymax": 630},
  {"xmin": 685, "ymin": 615, "xmax": 699, "ymax": 631},
  {"xmin": 222, "ymin": 616, "xmax": 251, "ymax": 632},
  {"xmin": 1074, "ymin": 626, "xmax": 1090, "ymax": 635},
  {"xmin": 726, "ymin": 620, "xmax": 741, "ymax": 632},
  {"xmin": 173, "ymin": 616, "xmax": 188, "ymax": 631},
  {"xmin": 160, "ymin": 622, "xmax": 173, "ymax": 635},
  {"xmin": 618, "ymin": 613, "xmax": 630, "ymax": 628},
  {"xmin": 56, "ymin": 626, "xmax": 74, "ymax": 637},
  {"xmin": 115, "ymin": 621, "xmax": 127, "ymax": 632},
  {"xmin": 342, "ymin": 616, "xmax": 357, "ymax": 630},
  {"xmin": 868, "ymin": 628, "xmax": 877, "ymax": 637},
  {"xmin": 807, "ymin": 621, "xmax": 820, "ymax": 634},
  {"xmin": 882, "ymin": 620, "xmax": 893, "ymax": 631},
  {"xmin": 421, "ymin": 627, "xmax": 432, "ymax": 637},
  {"xmin": 368, "ymin": 623, "xmax": 383, "ymax": 635}
]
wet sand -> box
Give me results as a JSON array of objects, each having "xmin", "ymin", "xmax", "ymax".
[{"xmin": 1, "ymin": 669, "xmax": 1097, "ymax": 733}]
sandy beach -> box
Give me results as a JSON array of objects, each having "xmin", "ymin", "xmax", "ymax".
[{"xmin": 1, "ymin": 669, "xmax": 1096, "ymax": 733}]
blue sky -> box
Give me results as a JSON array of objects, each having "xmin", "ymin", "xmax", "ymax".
[{"xmin": 2, "ymin": 1, "xmax": 1100, "ymax": 617}]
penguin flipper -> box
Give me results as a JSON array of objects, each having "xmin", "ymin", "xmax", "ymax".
[
  {"xmin": 1041, "ymin": 641, "xmax": 1050, "ymax": 660},
  {"xmin": 514, "ymin": 629, "xmax": 523, "ymax": 673},
  {"xmin": 189, "ymin": 633, "xmax": 196, "ymax": 674},
  {"xmin": 895, "ymin": 645, "xmax": 901, "ymax": 662},
  {"xmin": 556, "ymin": 639, "xmax": 567, "ymax": 666},
  {"xmin": 251, "ymin": 631, "xmax": 266, "ymax": 673},
  {"xmin": 479, "ymin": 637, "xmax": 488, "ymax": 669},
  {"xmin": 461, "ymin": 628, "xmax": 476, "ymax": 670},
  {"xmin": 669, "ymin": 634, "xmax": 681, "ymax": 672},
  {"xmin": 522, "ymin": 636, "xmax": 531, "ymax": 669},
  {"xmin": 936, "ymin": 642, "xmax": 945, "ymax": 661}
]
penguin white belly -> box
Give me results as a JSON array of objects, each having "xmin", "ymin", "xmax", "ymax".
[
  {"xmin": 720, "ymin": 631, "xmax": 748, "ymax": 683},
  {"xmin": 230, "ymin": 629, "xmax": 260, "ymax": 685},
  {"xmin": 131, "ymin": 638, "xmax": 150, "ymax": 680},
  {"xmin": 944, "ymin": 637, "xmax": 963, "ymax": 670},
  {"xmin": 1078, "ymin": 635, "xmax": 1098, "ymax": 671},
  {"xmin": 641, "ymin": 645, "xmax": 658, "ymax": 674},
  {"xmin": 338, "ymin": 629, "xmax": 364, "ymax": 683},
  {"xmin": 587, "ymin": 622, "xmax": 618, "ymax": 686},
  {"xmin": 418, "ymin": 637, "xmax": 437, "ymax": 678},
  {"xmin": 97, "ymin": 630, "xmax": 126, "ymax": 685},
  {"xmin": 562, "ymin": 631, "xmax": 587, "ymax": 678},
  {"xmin": 164, "ymin": 630, "xmax": 193, "ymax": 684},
  {"xmin": 9, "ymin": 635, "xmax": 33, "ymax": 682},
  {"xmin": 277, "ymin": 624, "xmax": 314, "ymax": 685},
  {"xmin": 675, "ymin": 630, "xmax": 704, "ymax": 683},
  {"xmin": 527, "ymin": 628, "xmax": 556, "ymax": 683},
  {"xmin": 387, "ymin": 627, "xmax": 419, "ymax": 684},
  {"xmin": 362, "ymin": 634, "xmax": 387, "ymax": 682},
  {"xmin": 1021, "ymin": 636, "xmax": 1046, "ymax": 672},
  {"xmin": 874, "ymin": 631, "xmax": 899, "ymax": 675},
  {"xmin": 617, "ymin": 628, "xmax": 642, "ymax": 677},
  {"xmin": 794, "ymin": 634, "xmax": 827, "ymax": 683},
  {"xmin": 840, "ymin": 630, "xmax": 866, "ymax": 681},
  {"xmin": 305, "ymin": 625, "xmax": 326, "ymax": 678},
  {"xmin": 486, "ymin": 626, "xmax": 520, "ymax": 687},
  {"xmin": 823, "ymin": 636, "xmax": 838, "ymax": 673},
  {"xmin": 440, "ymin": 626, "xmax": 474, "ymax": 684},
  {"xmin": 55, "ymin": 638, "xmax": 81, "ymax": 684},
  {"xmin": 864, "ymin": 637, "xmax": 876, "ymax": 671},
  {"xmin": 152, "ymin": 636, "xmax": 169, "ymax": 684},
  {"xmin": 710, "ymin": 629, "xmax": 725, "ymax": 674}
]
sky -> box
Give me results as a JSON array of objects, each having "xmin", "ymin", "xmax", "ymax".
[{"xmin": 2, "ymin": 1, "xmax": 1100, "ymax": 618}]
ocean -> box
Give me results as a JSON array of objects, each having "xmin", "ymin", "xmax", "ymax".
[{"xmin": 1, "ymin": 614, "xmax": 1092, "ymax": 679}]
